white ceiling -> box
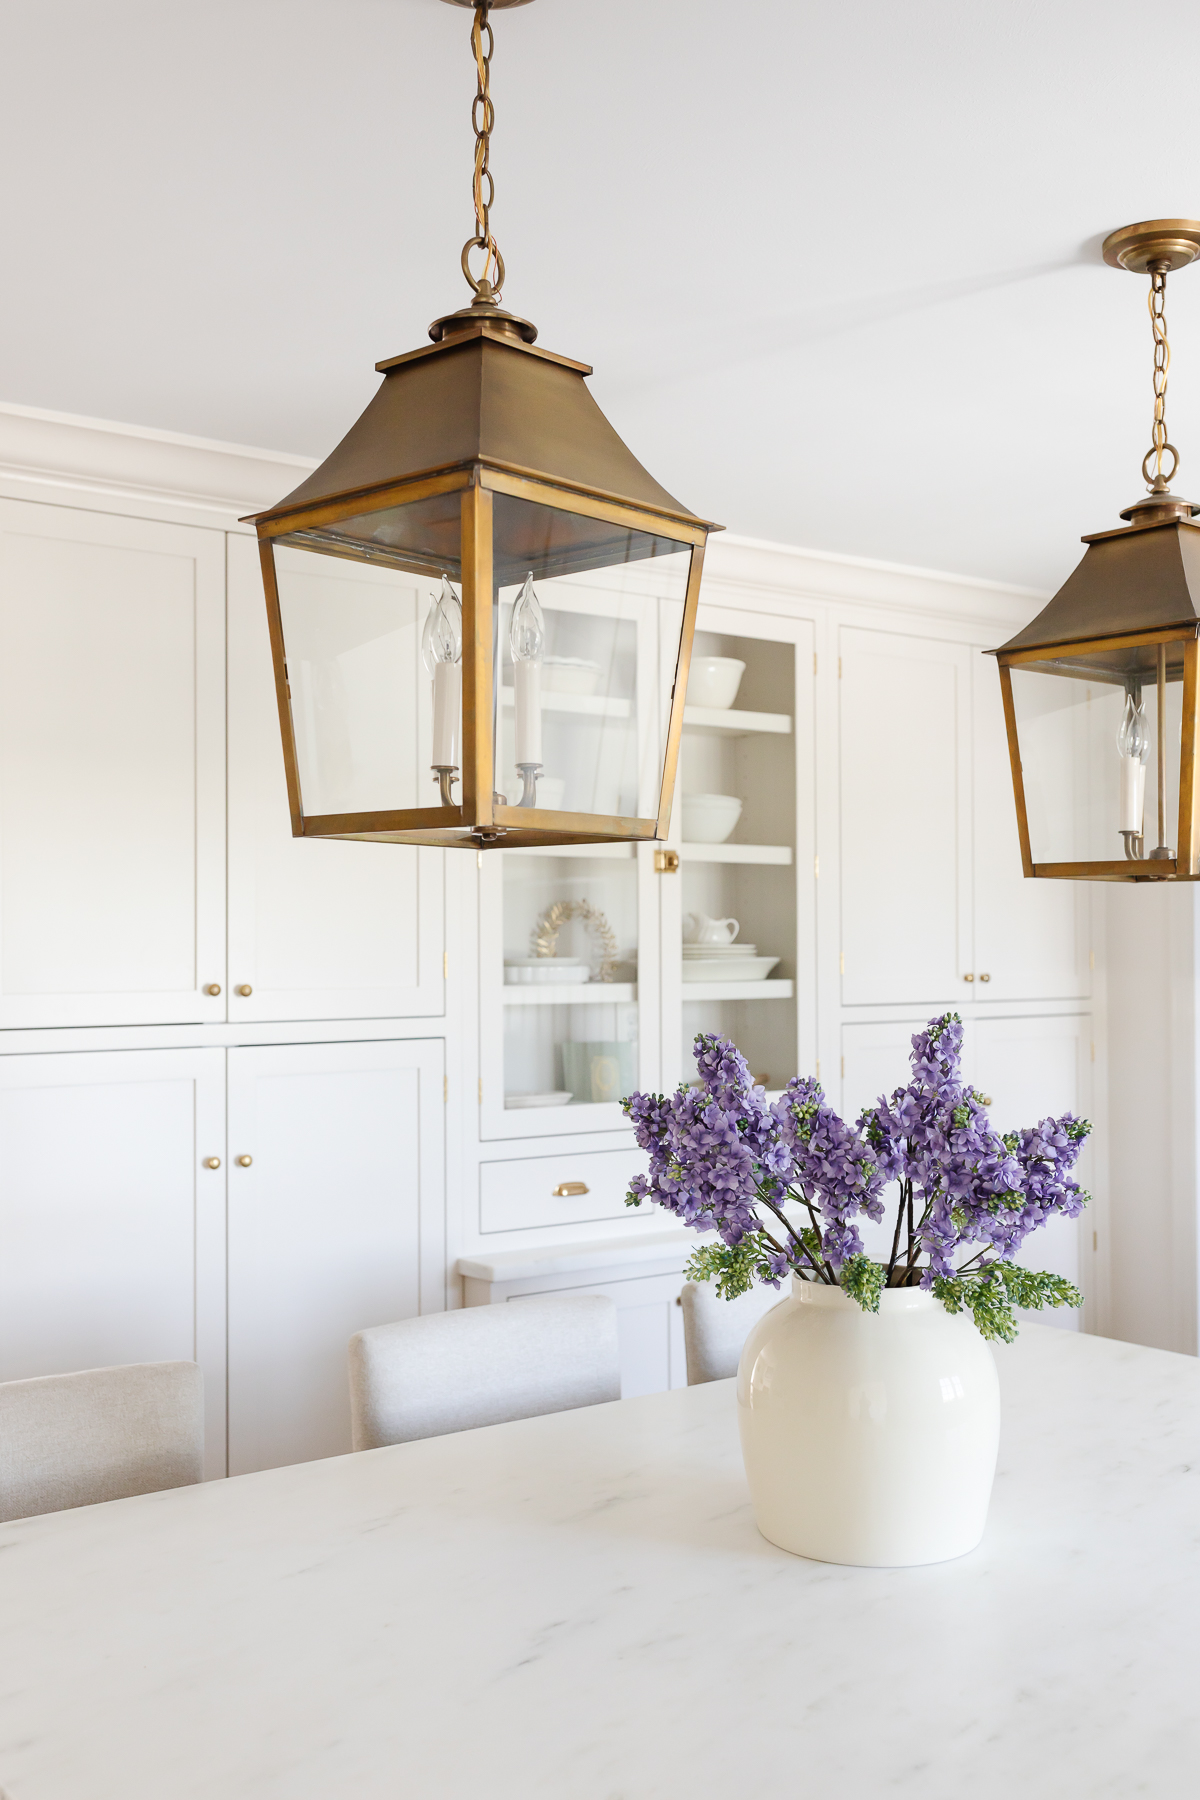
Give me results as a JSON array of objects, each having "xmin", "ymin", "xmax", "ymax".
[{"xmin": 4, "ymin": 0, "xmax": 1200, "ymax": 592}]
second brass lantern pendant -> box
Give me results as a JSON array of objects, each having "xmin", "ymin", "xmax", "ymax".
[
  {"xmin": 246, "ymin": 0, "xmax": 718, "ymax": 850},
  {"xmin": 994, "ymin": 218, "xmax": 1200, "ymax": 882}
]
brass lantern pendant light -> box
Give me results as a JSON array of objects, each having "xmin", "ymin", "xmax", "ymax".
[
  {"xmin": 246, "ymin": 0, "xmax": 719, "ymax": 850},
  {"xmin": 993, "ymin": 218, "xmax": 1200, "ymax": 882}
]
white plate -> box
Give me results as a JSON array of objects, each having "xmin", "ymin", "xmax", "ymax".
[
  {"xmin": 682, "ymin": 944, "xmax": 758, "ymax": 956},
  {"xmin": 681, "ymin": 956, "xmax": 780, "ymax": 982},
  {"xmin": 504, "ymin": 1091, "xmax": 574, "ymax": 1108}
]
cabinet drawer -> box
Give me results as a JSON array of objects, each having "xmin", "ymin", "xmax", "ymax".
[{"xmin": 479, "ymin": 1148, "xmax": 646, "ymax": 1234}]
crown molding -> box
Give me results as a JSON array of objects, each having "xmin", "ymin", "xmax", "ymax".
[{"xmin": 0, "ymin": 401, "xmax": 1045, "ymax": 629}]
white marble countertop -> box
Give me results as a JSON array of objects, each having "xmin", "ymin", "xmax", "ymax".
[{"xmin": 1, "ymin": 1325, "xmax": 1197, "ymax": 1799}]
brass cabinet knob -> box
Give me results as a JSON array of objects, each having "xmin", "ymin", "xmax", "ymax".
[
  {"xmin": 978, "ymin": 1094, "xmax": 994, "ymax": 1107},
  {"xmin": 553, "ymin": 1181, "xmax": 589, "ymax": 1197},
  {"xmin": 203, "ymin": 1157, "xmax": 221, "ymax": 1170},
  {"xmin": 235, "ymin": 1155, "xmax": 253, "ymax": 1168},
  {"xmin": 235, "ymin": 984, "xmax": 253, "ymax": 997},
  {"xmin": 979, "ymin": 972, "xmax": 991, "ymax": 983},
  {"xmin": 204, "ymin": 983, "xmax": 221, "ymax": 996},
  {"xmin": 963, "ymin": 973, "xmax": 975, "ymax": 982},
  {"xmin": 653, "ymin": 849, "xmax": 680, "ymax": 874}
]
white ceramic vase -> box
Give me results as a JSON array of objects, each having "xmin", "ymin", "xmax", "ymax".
[{"xmin": 737, "ymin": 1277, "xmax": 1000, "ymax": 1567}]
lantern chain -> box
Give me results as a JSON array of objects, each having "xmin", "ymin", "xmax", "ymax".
[
  {"xmin": 1143, "ymin": 266, "xmax": 1178, "ymax": 490},
  {"xmin": 461, "ymin": 2, "xmax": 505, "ymax": 304}
]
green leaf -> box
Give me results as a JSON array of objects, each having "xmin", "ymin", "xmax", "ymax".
[
  {"xmin": 840, "ymin": 1253, "xmax": 884, "ymax": 1315},
  {"xmin": 684, "ymin": 1235, "xmax": 778, "ymax": 1301}
]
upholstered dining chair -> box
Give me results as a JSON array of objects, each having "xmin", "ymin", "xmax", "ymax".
[
  {"xmin": 0, "ymin": 1361, "xmax": 205, "ymax": 1523},
  {"xmin": 680, "ymin": 1280, "xmax": 785, "ymax": 1385},
  {"xmin": 348, "ymin": 1295, "xmax": 621, "ymax": 1450}
]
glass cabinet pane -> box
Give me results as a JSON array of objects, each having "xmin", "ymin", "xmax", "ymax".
[
  {"xmin": 501, "ymin": 849, "xmax": 639, "ymax": 1111},
  {"xmin": 675, "ymin": 628, "xmax": 798, "ymax": 1094}
]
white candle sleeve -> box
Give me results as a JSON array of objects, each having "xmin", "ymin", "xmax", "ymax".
[
  {"xmin": 1119, "ymin": 756, "xmax": 1146, "ymax": 832},
  {"xmin": 514, "ymin": 658, "xmax": 542, "ymax": 766},
  {"xmin": 432, "ymin": 660, "xmax": 461, "ymax": 768}
]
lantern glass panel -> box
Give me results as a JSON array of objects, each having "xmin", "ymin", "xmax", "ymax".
[
  {"xmin": 274, "ymin": 542, "xmax": 426, "ymax": 819},
  {"xmin": 489, "ymin": 490, "xmax": 693, "ymax": 823},
  {"xmin": 1009, "ymin": 639, "xmax": 1185, "ymax": 865}
]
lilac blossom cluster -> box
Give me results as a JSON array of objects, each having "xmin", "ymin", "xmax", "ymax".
[{"xmin": 622, "ymin": 1015, "xmax": 1090, "ymax": 1329}]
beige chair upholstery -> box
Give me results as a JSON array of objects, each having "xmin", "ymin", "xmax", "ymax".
[
  {"xmin": 0, "ymin": 1361, "xmax": 204, "ymax": 1523},
  {"xmin": 681, "ymin": 1280, "xmax": 784, "ymax": 1384},
  {"xmin": 348, "ymin": 1296, "xmax": 621, "ymax": 1450}
]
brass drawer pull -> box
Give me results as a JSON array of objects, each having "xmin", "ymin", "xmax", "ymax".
[
  {"xmin": 236, "ymin": 984, "xmax": 253, "ymax": 997},
  {"xmin": 203, "ymin": 1157, "xmax": 221, "ymax": 1170},
  {"xmin": 203, "ymin": 983, "xmax": 221, "ymax": 996},
  {"xmin": 235, "ymin": 1155, "xmax": 253, "ymax": 1168},
  {"xmin": 553, "ymin": 1181, "xmax": 589, "ymax": 1198}
]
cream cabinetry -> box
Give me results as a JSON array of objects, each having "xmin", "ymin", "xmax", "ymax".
[
  {"xmin": 226, "ymin": 1038, "xmax": 445, "ymax": 1475},
  {"xmin": 0, "ymin": 500, "xmax": 227, "ymax": 1028},
  {"xmin": 0, "ymin": 1038, "xmax": 444, "ymax": 1481},
  {"xmin": 0, "ymin": 1048, "xmax": 228, "ymax": 1478}
]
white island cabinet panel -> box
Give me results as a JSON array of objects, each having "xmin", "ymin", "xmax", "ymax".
[
  {"xmin": 964, "ymin": 1013, "xmax": 1093, "ymax": 1325},
  {"xmin": 0, "ymin": 500, "xmax": 226, "ymax": 1026},
  {"xmin": 838, "ymin": 628, "xmax": 972, "ymax": 1008},
  {"xmin": 0, "ymin": 1048, "xmax": 226, "ymax": 1478},
  {"xmin": 226, "ymin": 1038, "xmax": 445, "ymax": 1477},
  {"xmin": 972, "ymin": 652, "xmax": 1091, "ymax": 1002},
  {"xmin": 226, "ymin": 534, "xmax": 444, "ymax": 1023}
]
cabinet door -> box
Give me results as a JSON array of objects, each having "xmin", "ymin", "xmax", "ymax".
[
  {"xmin": 972, "ymin": 653, "xmax": 1091, "ymax": 1000},
  {"xmin": 0, "ymin": 501, "xmax": 226, "ymax": 1026},
  {"xmin": 0, "ymin": 1049, "xmax": 227, "ymax": 1478},
  {"xmin": 839, "ymin": 629, "xmax": 972, "ymax": 1007},
  {"xmin": 226, "ymin": 1038, "xmax": 445, "ymax": 1475},
  {"xmin": 964, "ymin": 1014, "xmax": 1092, "ymax": 1327},
  {"xmin": 226, "ymin": 534, "xmax": 444, "ymax": 1022}
]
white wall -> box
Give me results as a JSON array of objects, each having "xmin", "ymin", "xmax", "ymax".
[{"xmin": 1105, "ymin": 883, "xmax": 1200, "ymax": 1355}]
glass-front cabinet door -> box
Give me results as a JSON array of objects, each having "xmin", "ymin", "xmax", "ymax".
[
  {"xmin": 478, "ymin": 576, "xmax": 662, "ymax": 1140},
  {"xmin": 659, "ymin": 607, "xmax": 816, "ymax": 1099}
]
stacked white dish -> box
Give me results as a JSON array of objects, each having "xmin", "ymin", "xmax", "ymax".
[{"xmin": 681, "ymin": 944, "xmax": 780, "ymax": 983}]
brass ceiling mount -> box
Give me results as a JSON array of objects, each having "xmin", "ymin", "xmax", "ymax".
[
  {"xmin": 440, "ymin": 1, "xmax": 535, "ymax": 8},
  {"xmin": 1102, "ymin": 219, "xmax": 1200, "ymax": 274}
]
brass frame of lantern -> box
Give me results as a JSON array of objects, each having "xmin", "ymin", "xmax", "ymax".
[
  {"xmin": 247, "ymin": 0, "xmax": 719, "ymax": 851},
  {"xmin": 991, "ymin": 216, "xmax": 1200, "ymax": 882},
  {"xmin": 254, "ymin": 462, "xmax": 710, "ymax": 851}
]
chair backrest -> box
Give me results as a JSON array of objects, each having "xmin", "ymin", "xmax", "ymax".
[
  {"xmin": 680, "ymin": 1281, "xmax": 784, "ymax": 1384},
  {"xmin": 0, "ymin": 1361, "xmax": 204, "ymax": 1523},
  {"xmin": 348, "ymin": 1295, "xmax": 621, "ymax": 1450}
]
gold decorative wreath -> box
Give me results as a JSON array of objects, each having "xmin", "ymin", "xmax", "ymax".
[{"xmin": 532, "ymin": 899, "xmax": 618, "ymax": 983}]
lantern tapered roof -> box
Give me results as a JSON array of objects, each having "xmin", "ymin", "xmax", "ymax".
[{"xmin": 251, "ymin": 312, "xmax": 716, "ymax": 532}]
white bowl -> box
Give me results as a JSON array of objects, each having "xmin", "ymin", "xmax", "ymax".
[
  {"xmin": 505, "ymin": 1091, "xmax": 573, "ymax": 1108},
  {"xmin": 681, "ymin": 792, "xmax": 743, "ymax": 844},
  {"xmin": 687, "ymin": 656, "xmax": 745, "ymax": 710},
  {"xmin": 504, "ymin": 958, "xmax": 584, "ymax": 985},
  {"xmin": 681, "ymin": 956, "xmax": 780, "ymax": 983},
  {"xmin": 543, "ymin": 658, "xmax": 601, "ymax": 696}
]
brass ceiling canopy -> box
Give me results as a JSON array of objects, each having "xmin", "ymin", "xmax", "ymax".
[
  {"xmin": 992, "ymin": 219, "xmax": 1200, "ymax": 882},
  {"xmin": 244, "ymin": 0, "xmax": 719, "ymax": 852}
]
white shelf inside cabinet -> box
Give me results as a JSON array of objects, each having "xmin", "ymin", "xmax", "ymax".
[
  {"xmin": 502, "ymin": 983, "xmax": 637, "ymax": 1006},
  {"xmin": 680, "ymin": 978, "xmax": 794, "ymax": 1002},
  {"xmin": 678, "ymin": 843, "xmax": 793, "ymax": 865},
  {"xmin": 682, "ymin": 705, "xmax": 792, "ymax": 736},
  {"xmin": 500, "ymin": 689, "xmax": 630, "ymax": 721},
  {"xmin": 505, "ymin": 841, "xmax": 636, "ymax": 860}
]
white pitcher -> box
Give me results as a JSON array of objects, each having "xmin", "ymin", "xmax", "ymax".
[{"xmin": 683, "ymin": 913, "xmax": 740, "ymax": 946}]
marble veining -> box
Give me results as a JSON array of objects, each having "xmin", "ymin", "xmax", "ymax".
[{"xmin": 0, "ymin": 1326, "xmax": 1197, "ymax": 1798}]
